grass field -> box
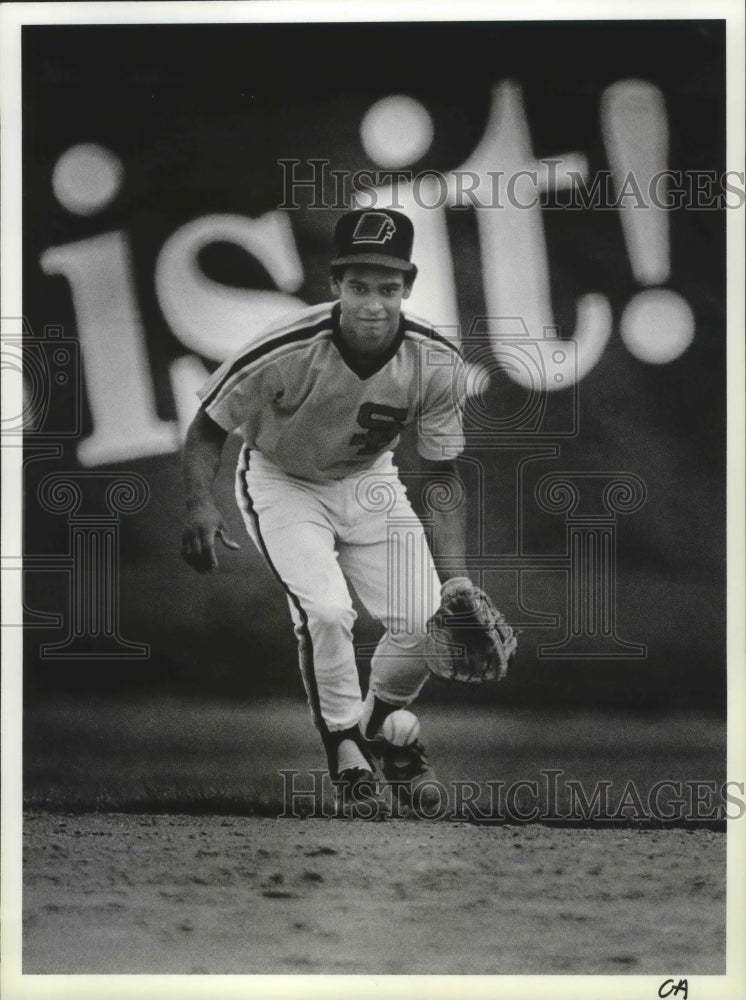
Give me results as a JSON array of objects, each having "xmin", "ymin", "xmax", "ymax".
[
  {"xmin": 24, "ymin": 695, "xmax": 727, "ymax": 822},
  {"xmin": 19, "ymin": 696, "xmax": 731, "ymax": 979}
]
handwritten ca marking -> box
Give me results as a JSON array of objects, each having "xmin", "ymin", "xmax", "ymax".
[{"xmin": 658, "ymin": 979, "xmax": 688, "ymax": 999}]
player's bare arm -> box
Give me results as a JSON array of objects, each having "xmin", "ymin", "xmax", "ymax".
[
  {"xmin": 181, "ymin": 409, "xmax": 240, "ymax": 573},
  {"xmin": 419, "ymin": 457, "xmax": 469, "ymax": 582}
]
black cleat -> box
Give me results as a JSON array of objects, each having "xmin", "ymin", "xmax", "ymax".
[
  {"xmin": 374, "ymin": 738, "xmax": 444, "ymax": 816},
  {"xmin": 332, "ymin": 767, "xmax": 391, "ymax": 820}
]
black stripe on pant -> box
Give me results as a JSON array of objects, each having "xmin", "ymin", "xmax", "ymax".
[{"xmin": 237, "ymin": 447, "xmax": 373, "ymax": 779}]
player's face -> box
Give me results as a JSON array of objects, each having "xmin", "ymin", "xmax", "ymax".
[{"xmin": 332, "ymin": 266, "xmax": 412, "ymax": 357}]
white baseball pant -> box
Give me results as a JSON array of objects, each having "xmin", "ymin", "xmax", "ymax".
[{"xmin": 235, "ymin": 447, "xmax": 441, "ymax": 735}]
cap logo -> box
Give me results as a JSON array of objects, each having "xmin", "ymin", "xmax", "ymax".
[{"xmin": 352, "ymin": 212, "xmax": 396, "ymax": 245}]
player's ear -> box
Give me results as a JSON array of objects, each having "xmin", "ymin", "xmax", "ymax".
[
  {"xmin": 402, "ymin": 284, "xmax": 412, "ymax": 300},
  {"xmin": 329, "ymin": 266, "xmax": 344, "ymax": 297}
]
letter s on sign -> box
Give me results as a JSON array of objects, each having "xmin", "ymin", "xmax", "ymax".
[{"xmin": 155, "ymin": 211, "xmax": 306, "ymax": 362}]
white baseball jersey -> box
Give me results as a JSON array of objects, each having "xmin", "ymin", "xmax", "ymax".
[{"xmin": 198, "ymin": 300, "xmax": 465, "ymax": 481}]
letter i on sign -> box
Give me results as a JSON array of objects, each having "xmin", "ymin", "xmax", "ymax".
[
  {"xmin": 40, "ymin": 144, "xmax": 179, "ymax": 466},
  {"xmin": 40, "ymin": 144, "xmax": 308, "ymax": 465},
  {"xmin": 600, "ymin": 81, "xmax": 695, "ymax": 364},
  {"xmin": 358, "ymin": 95, "xmax": 460, "ymax": 336}
]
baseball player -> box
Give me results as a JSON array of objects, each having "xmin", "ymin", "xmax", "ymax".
[{"xmin": 181, "ymin": 209, "xmax": 469, "ymax": 817}]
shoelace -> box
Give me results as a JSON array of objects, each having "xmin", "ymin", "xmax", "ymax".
[{"xmin": 382, "ymin": 741, "xmax": 430, "ymax": 779}]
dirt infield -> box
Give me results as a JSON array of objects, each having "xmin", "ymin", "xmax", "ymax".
[
  {"xmin": 21, "ymin": 698, "xmax": 729, "ymax": 976},
  {"xmin": 24, "ymin": 813, "xmax": 725, "ymax": 975}
]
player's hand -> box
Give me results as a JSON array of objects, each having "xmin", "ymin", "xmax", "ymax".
[{"xmin": 181, "ymin": 502, "xmax": 240, "ymax": 573}]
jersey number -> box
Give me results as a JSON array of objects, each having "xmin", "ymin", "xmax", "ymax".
[{"xmin": 351, "ymin": 403, "xmax": 408, "ymax": 456}]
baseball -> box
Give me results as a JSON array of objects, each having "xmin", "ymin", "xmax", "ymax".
[{"xmin": 381, "ymin": 709, "xmax": 421, "ymax": 747}]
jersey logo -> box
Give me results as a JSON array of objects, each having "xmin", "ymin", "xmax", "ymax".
[
  {"xmin": 351, "ymin": 403, "xmax": 408, "ymax": 455},
  {"xmin": 352, "ymin": 212, "xmax": 396, "ymax": 245}
]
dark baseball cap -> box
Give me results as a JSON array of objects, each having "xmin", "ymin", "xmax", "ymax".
[{"xmin": 331, "ymin": 209, "xmax": 416, "ymax": 273}]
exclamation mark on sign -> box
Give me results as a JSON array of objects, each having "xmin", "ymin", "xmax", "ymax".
[{"xmin": 601, "ymin": 80, "xmax": 695, "ymax": 364}]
